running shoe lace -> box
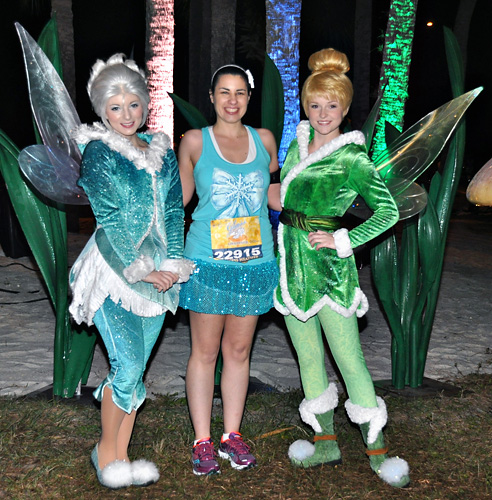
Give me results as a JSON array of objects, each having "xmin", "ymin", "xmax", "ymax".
[
  {"xmin": 227, "ymin": 435, "xmax": 251, "ymax": 454},
  {"xmin": 195, "ymin": 441, "xmax": 216, "ymax": 460}
]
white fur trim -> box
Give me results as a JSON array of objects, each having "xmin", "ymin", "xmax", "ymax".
[
  {"xmin": 275, "ymin": 224, "xmax": 369, "ymax": 321},
  {"xmin": 333, "ymin": 228, "xmax": 353, "ymax": 258},
  {"xmin": 288, "ymin": 440, "xmax": 315, "ymax": 461},
  {"xmin": 299, "ymin": 384, "xmax": 338, "ymax": 433},
  {"xmin": 378, "ymin": 457, "xmax": 410, "ymax": 486},
  {"xmin": 131, "ymin": 459, "xmax": 160, "ymax": 486},
  {"xmin": 73, "ymin": 123, "xmax": 170, "ymax": 175},
  {"xmin": 273, "ymin": 286, "xmax": 291, "ymax": 315},
  {"xmin": 69, "ymin": 240, "xmax": 166, "ymax": 325},
  {"xmin": 344, "ymin": 396, "xmax": 388, "ymax": 445},
  {"xmin": 159, "ymin": 258, "xmax": 195, "ymax": 283},
  {"xmin": 123, "ymin": 255, "xmax": 155, "ymax": 284},
  {"xmin": 280, "ymin": 124, "xmax": 365, "ymax": 205},
  {"xmin": 100, "ymin": 460, "xmax": 132, "ymax": 489}
]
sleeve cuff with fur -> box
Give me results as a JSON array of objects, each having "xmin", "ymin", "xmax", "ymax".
[
  {"xmin": 159, "ymin": 258, "xmax": 195, "ymax": 283},
  {"xmin": 123, "ymin": 255, "xmax": 155, "ymax": 284},
  {"xmin": 333, "ymin": 228, "xmax": 353, "ymax": 258}
]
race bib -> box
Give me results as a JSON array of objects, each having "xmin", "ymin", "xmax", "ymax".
[{"xmin": 211, "ymin": 216, "xmax": 263, "ymax": 262}]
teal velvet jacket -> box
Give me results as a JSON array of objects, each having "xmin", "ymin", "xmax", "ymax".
[
  {"xmin": 275, "ymin": 121, "xmax": 399, "ymax": 322},
  {"xmin": 69, "ymin": 123, "xmax": 190, "ymax": 325}
]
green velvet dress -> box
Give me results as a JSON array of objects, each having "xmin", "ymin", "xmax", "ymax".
[{"xmin": 275, "ymin": 121, "xmax": 399, "ymax": 322}]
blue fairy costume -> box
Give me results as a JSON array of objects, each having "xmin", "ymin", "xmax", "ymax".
[
  {"xmin": 179, "ymin": 125, "xmax": 278, "ymax": 316},
  {"xmin": 69, "ymin": 123, "xmax": 193, "ymax": 413}
]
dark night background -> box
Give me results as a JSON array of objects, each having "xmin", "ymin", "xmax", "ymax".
[{"xmin": 0, "ymin": 1, "xmax": 491, "ymax": 191}]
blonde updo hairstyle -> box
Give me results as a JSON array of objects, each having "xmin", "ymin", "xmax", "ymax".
[{"xmin": 301, "ymin": 48, "xmax": 353, "ymax": 117}]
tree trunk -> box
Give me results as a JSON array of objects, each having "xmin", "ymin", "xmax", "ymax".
[
  {"xmin": 372, "ymin": 0, "xmax": 418, "ymax": 158},
  {"xmin": 188, "ymin": 0, "xmax": 236, "ymax": 123},
  {"xmin": 146, "ymin": 0, "xmax": 175, "ymax": 139},
  {"xmin": 352, "ymin": 0, "xmax": 372, "ymax": 129},
  {"xmin": 51, "ymin": 0, "xmax": 76, "ymax": 103},
  {"xmin": 453, "ymin": 0, "xmax": 478, "ymax": 73},
  {"xmin": 265, "ymin": 0, "xmax": 301, "ymax": 165}
]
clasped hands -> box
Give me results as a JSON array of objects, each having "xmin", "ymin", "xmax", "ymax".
[{"xmin": 143, "ymin": 270, "xmax": 179, "ymax": 293}]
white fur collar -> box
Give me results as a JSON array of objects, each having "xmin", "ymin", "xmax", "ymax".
[
  {"xmin": 280, "ymin": 122, "xmax": 365, "ymax": 204},
  {"xmin": 73, "ymin": 122, "xmax": 171, "ymax": 175}
]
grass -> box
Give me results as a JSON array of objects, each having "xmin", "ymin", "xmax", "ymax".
[{"xmin": 0, "ymin": 374, "xmax": 491, "ymax": 499}]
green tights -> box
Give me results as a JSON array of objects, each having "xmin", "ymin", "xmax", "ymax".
[{"xmin": 285, "ymin": 305, "xmax": 377, "ymax": 407}]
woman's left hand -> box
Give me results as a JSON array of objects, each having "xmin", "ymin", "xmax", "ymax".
[{"xmin": 308, "ymin": 230, "xmax": 336, "ymax": 251}]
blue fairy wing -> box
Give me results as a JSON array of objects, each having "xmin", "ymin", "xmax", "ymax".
[{"xmin": 18, "ymin": 145, "xmax": 88, "ymax": 205}]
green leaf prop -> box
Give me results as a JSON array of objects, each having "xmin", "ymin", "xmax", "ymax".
[
  {"xmin": 169, "ymin": 92, "xmax": 209, "ymax": 129},
  {"xmin": 370, "ymin": 27, "xmax": 479, "ymax": 389},
  {"xmin": 1, "ymin": 18, "xmax": 96, "ymax": 398},
  {"xmin": 261, "ymin": 52, "xmax": 284, "ymax": 150}
]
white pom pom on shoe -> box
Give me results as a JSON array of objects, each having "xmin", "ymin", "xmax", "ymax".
[
  {"xmin": 378, "ymin": 457, "xmax": 410, "ymax": 487},
  {"xmin": 131, "ymin": 459, "xmax": 160, "ymax": 487},
  {"xmin": 100, "ymin": 460, "xmax": 133, "ymax": 489},
  {"xmin": 288, "ymin": 440, "xmax": 315, "ymax": 461}
]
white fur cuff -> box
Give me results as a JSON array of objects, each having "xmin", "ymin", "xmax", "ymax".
[
  {"xmin": 159, "ymin": 258, "xmax": 195, "ymax": 283},
  {"xmin": 333, "ymin": 228, "xmax": 353, "ymax": 258},
  {"xmin": 345, "ymin": 396, "xmax": 388, "ymax": 445},
  {"xmin": 123, "ymin": 255, "xmax": 155, "ymax": 284},
  {"xmin": 299, "ymin": 384, "xmax": 339, "ymax": 433}
]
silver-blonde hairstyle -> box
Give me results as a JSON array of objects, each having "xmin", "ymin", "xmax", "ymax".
[{"xmin": 87, "ymin": 53, "xmax": 149, "ymax": 129}]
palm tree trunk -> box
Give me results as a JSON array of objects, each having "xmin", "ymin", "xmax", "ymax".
[
  {"xmin": 51, "ymin": 0, "xmax": 76, "ymax": 103},
  {"xmin": 372, "ymin": 0, "xmax": 418, "ymax": 158},
  {"xmin": 146, "ymin": 0, "xmax": 175, "ymax": 139},
  {"xmin": 352, "ymin": 0, "xmax": 372, "ymax": 129},
  {"xmin": 265, "ymin": 0, "xmax": 302, "ymax": 165},
  {"xmin": 188, "ymin": 0, "xmax": 237, "ymax": 123},
  {"xmin": 453, "ymin": 0, "xmax": 478, "ymax": 73}
]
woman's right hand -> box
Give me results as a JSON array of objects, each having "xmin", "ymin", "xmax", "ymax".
[
  {"xmin": 143, "ymin": 270, "xmax": 179, "ymax": 292},
  {"xmin": 308, "ymin": 230, "xmax": 336, "ymax": 251}
]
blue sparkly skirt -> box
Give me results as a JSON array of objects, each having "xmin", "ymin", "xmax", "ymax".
[{"xmin": 179, "ymin": 258, "xmax": 279, "ymax": 316}]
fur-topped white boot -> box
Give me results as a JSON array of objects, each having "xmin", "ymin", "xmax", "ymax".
[
  {"xmin": 345, "ymin": 396, "xmax": 410, "ymax": 488},
  {"xmin": 288, "ymin": 384, "xmax": 342, "ymax": 468}
]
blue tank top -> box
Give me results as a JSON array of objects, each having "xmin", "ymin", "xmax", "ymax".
[{"xmin": 184, "ymin": 126, "xmax": 275, "ymax": 266}]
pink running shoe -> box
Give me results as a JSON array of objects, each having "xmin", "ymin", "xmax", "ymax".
[
  {"xmin": 218, "ymin": 432, "xmax": 257, "ymax": 470},
  {"xmin": 191, "ymin": 439, "xmax": 220, "ymax": 476}
]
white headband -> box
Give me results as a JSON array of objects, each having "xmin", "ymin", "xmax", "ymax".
[{"xmin": 211, "ymin": 64, "xmax": 254, "ymax": 89}]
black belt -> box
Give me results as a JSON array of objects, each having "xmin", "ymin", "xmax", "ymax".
[{"xmin": 279, "ymin": 208, "xmax": 341, "ymax": 232}]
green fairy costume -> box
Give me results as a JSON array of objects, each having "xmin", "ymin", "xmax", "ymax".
[
  {"xmin": 277, "ymin": 121, "xmax": 410, "ymax": 488},
  {"xmin": 275, "ymin": 122, "xmax": 398, "ymax": 320}
]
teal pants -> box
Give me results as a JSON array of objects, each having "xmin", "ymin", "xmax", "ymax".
[
  {"xmin": 92, "ymin": 297, "xmax": 165, "ymax": 413},
  {"xmin": 285, "ymin": 304, "xmax": 377, "ymax": 408}
]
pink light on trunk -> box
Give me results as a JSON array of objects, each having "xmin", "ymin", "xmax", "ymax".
[{"xmin": 146, "ymin": 0, "xmax": 174, "ymax": 140}]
